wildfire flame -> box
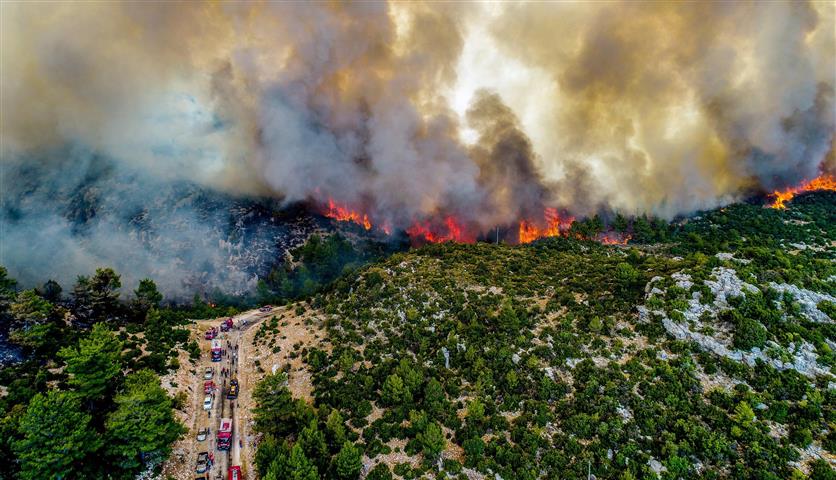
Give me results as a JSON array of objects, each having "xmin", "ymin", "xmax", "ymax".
[
  {"xmin": 324, "ymin": 198, "xmax": 372, "ymax": 230},
  {"xmin": 321, "ymin": 199, "xmax": 634, "ymax": 247},
  {"xmin": 406, "ymin": 216, "xmax": 474, "ymax": 244},
  {"xmin": 599, "ymin": 232, "xmax": 633, "ymax": 245},
  {"xmin": 769, "ymin": 174, "xmax": 836, "ymax": 209},
  {"xmin": 518, "ymin": 208, "xmax": 573, "ymax": 244}
]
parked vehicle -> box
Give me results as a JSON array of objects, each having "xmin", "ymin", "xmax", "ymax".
[
  {"xmin": 196, "ymin": 427, "xmax": 209, "ymax": 442},
  {"xmin": 228, "ymin": 466, "xmax": 242, "ymax": 480},
  {"xmin": 227, "ymin": 379, "xmax": 239, "ymax": 399},
  {"xmin": 258, "ymin": 305, "xmax": 273, "ymax": 312},
  {"xmin": 204, "ymin": 381, "xmax": 216, "ymax": 394},
  {"xmin": 211, "ymin": 339, "xmax": 223, "ymax": 362},
  {"xmin": 217, "ymin": 417, "xmax": 233, "ymax": 451},
  {"xmin": 195, "ymin": 452, "xmax": 209, "ymax": 473},
  {"xmin": 203, "ymin": 395, "xmax": 213, "ymax": 411},
  {"xmin": 220, "ymin": 317, "xmax": 234, "ymax": 331},
  {"xmin": 203, "ymin": 367, "xmax": 213, "ymax": 380},
  {"xmin": 204, "ymin": 328, "xmax": 216, "ymax": 340}
]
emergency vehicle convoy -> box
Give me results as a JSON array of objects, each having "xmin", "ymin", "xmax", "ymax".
[{"xmin": 197, "ymin": 315, "xmax": 249, "ymax": 478}]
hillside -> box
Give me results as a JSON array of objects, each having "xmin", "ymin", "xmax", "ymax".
[
  {"xmin": 0, "ymin": 192, "xmax": 834, "ymax": 480},
  {"xmin": 248, "ymin": 192, "xmax": 835, "ymax": 480}
]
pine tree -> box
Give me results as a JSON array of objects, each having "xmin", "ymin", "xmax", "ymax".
[
  {"xmin": 497, "ymin": 300, "xmax": 519, "ymax": 332},
  {"xmin": 0, "ymin": 267, "xmax": 18, "ymax": 315},
  {"xmin": 14, "ymin": 391, "xmax": 102, "ymax": 480},
  {"xmin": 105, "ymin": 370, "xmax": 185, "ymax": 472},
  {"xmin": 59, "ymin": 323, "xmax": 123, "ymax": 404},
  {"xmin": 423, "ymin": 377, "xmax": 446, "ymax": 416},
  {"xmin": 381, "ymin": 373, "xmax": 408, "ymax": 406},
  {"xmin": 299, "ymin": 419, "xmax": 328, "ymax": 472},
  {"xmin": 333, "ymin": 441, "xmax": 362, "ymax": 479},
  {"xmin": 132, "ymin": 278, "xmax": 162, "ymax": 318},
  {"xmin": 39, "ymin": 279, "xmax": 63, "ymax": 302},
  {"xmin": 288, "ymin": 443, "xmax": 319, "ymax": 480},
  {"xmin": 325, "ymin": 408, "xmax": 347, "ymax": 451},
  {"xmin": 418, "ymin": 422, "xmax": 445, "ymax": 469},
  {"xmin": 73, "ymin": 268, "xmax": 121, "ymax": 324},
  {"xmin": 253, "ymin": 372, "xmax": 313, "ymax": 437},
  {"xmin": 9, "ymin": 289, "xmax": 55, "ymax": 350}
]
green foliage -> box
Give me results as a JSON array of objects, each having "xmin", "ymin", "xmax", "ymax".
[
  {"xmin": 104, "ymin": 369, "xmax": 185, "ymax": 472},
  {"xmin": 289, "ymin": 443, "xmax": 320, "ymax": 480},
  {"xmin": 73, "ymin": 267, "xmax": 122, "ymax": 324},
  {"xmin": 261, "ymin": 234, "xmax": 380, "ymax": 301},
  {"xmin": 333, "ymin": 441, "xmax": 362, "ymax": 479},
  {"xmin": 732, "ymin": 316, "xmax": 768, "ymax": 351},
  {"xmin": 382, "ymin": 373, "xmax": 410, "ymax": 406},
  {"xmin": 423, "ymin": 377, "xmax": 447, "ymax": 417},
  {"xmin": 298, "ymin": 419, "xmax": 328, "ymax": 471},
  {"xmin": 366, "ymin": 463, "xmax": 394, "ymax": 480},
  {"xmin": 38, "ymin": 279, "xmax": 63, "ymax": 302},
  {"xmin": 13, "ymin": 391, "xmax": 101, "ymax": 480},
  {"xmin": 132, "ymin": 278, "xmax": 163, "ymax": 317},
  {"xmin": 253, "ymin": 372, "xmax": 313, "ymax": 438},
  {"xmin": 417, "ymin": 422, "xmax": 445, "ymax": 465},
  {"xmin": 59, "ymin": 323, "xmax": 123, "ymax": 403},
  {"xmin": 326, "ymin": 408, "xmax": 347, "ymax": 450},
  {"xmin": 9, "ymin": 289, "xmax": 56, "ymax": 351},
  {"xmin": 615, "ymin": 262, "xmax": 641, "ymax": 293}
]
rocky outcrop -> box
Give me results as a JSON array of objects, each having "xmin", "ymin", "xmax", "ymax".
[
  {"xmin": 769, "ymin": 282, "xmax": 835, "ymax": 323},
  {"xmin": 641, "ymin": 267, "xmax": 833, "ymax": 379}
]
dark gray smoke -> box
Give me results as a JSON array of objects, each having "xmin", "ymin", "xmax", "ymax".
[{"xmin": 1, "ymin": 150, "xmax": 314, "ymax": 296}]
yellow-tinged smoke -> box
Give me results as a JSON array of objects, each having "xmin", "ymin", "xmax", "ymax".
[{"xmin": 2, "ymin": 1, "xmax": 833, "ymax": 223}]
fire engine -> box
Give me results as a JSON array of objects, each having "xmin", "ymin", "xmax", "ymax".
[
  {"xmin": 211, "ymin": 339, "xmax": 223, "ymax": 362},
  {"xmin": 228, "ymin": 465, "xmax": 241, "ymax": 480},
  {"xmin": 217, "ymin": 417, "xmax": 233, "ymax": 451}
]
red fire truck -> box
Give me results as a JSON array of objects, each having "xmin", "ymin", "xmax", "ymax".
[
  {"xmin": 220, "ymin": 317, "xmax": 234, "ymax": 332},
  {"xmin": 217, "ymin": 417, "xmax": 233, "ymax": 451},
  {"xmin": 211, "ymin": 339, "xmax": 223, "ymax": 362},
  {"xmin": 204, "ymin": 327, "xmax": 218, "ymax": 340},
  {"xmin": 228, "ymin": 465, "xmax": 241, "ymax": 480}
]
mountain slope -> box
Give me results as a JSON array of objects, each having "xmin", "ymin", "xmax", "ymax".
[{"xmin": 249, "ymin": 192, "xmax": 835, "ymax": 479}]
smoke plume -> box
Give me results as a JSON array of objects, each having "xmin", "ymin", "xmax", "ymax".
[{"xmin": 1, "ymin": 2, "xmax": 833, "ymax": 290}]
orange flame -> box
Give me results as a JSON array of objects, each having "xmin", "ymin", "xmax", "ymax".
[
  {"xmin": 769, "ymin": 174, "xmax": 836, "ymax": 209},
  {"xmin": 406, "ymin": 216, "xmax": 474, "ymax": 244},
  {"xmin": 324, "ymin": 198, "xmax": 372, "ymax": 230},
  {"xmin": 518, "ymin": 208, "xmax": 573, "ymax": 244},
  {"xmin": 599, "ymin": 232, "xmax": 633, "ymax": 245},
  {"xmin": 321, "ymin": 199, "xmax": 635, "ymax": 247}
]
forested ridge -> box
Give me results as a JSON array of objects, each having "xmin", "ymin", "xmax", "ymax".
[
  {"xmin": 249, "ymin": 192, "xmax": 835, "ymax": 480},
  {"xmin": 0, "ymin": 191, "xmax": 834, "ymax": 479}
]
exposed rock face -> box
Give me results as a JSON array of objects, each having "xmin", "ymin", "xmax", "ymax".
[
  {"xmin": 769, "ymin": 282, "xmax": 835, "ymax": 323},
  {"xmin": 703, "ymin": 267, "xmax": 759, "ymax": 308},
  {"xmin": 641, "ymin": 267, "xmax": 833, "ymax": 379}
]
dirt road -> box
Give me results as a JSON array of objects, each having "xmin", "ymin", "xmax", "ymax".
[{"xmin": 161, "ymin": 307, "xmax": 279, "ymax": 480}]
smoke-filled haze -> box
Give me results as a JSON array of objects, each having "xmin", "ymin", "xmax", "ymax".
[{"xmin": 2, "ymin": 1, "xmax": 834, "ymax": 292}]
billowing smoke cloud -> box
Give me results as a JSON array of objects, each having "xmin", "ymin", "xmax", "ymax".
[
  {"xmin": 1, "ymin": 2, "xmax": 834, "ymax": 289},
  {"xmin": 490, "ymin": 1, "xmax": 835, "ymax": 217}
]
